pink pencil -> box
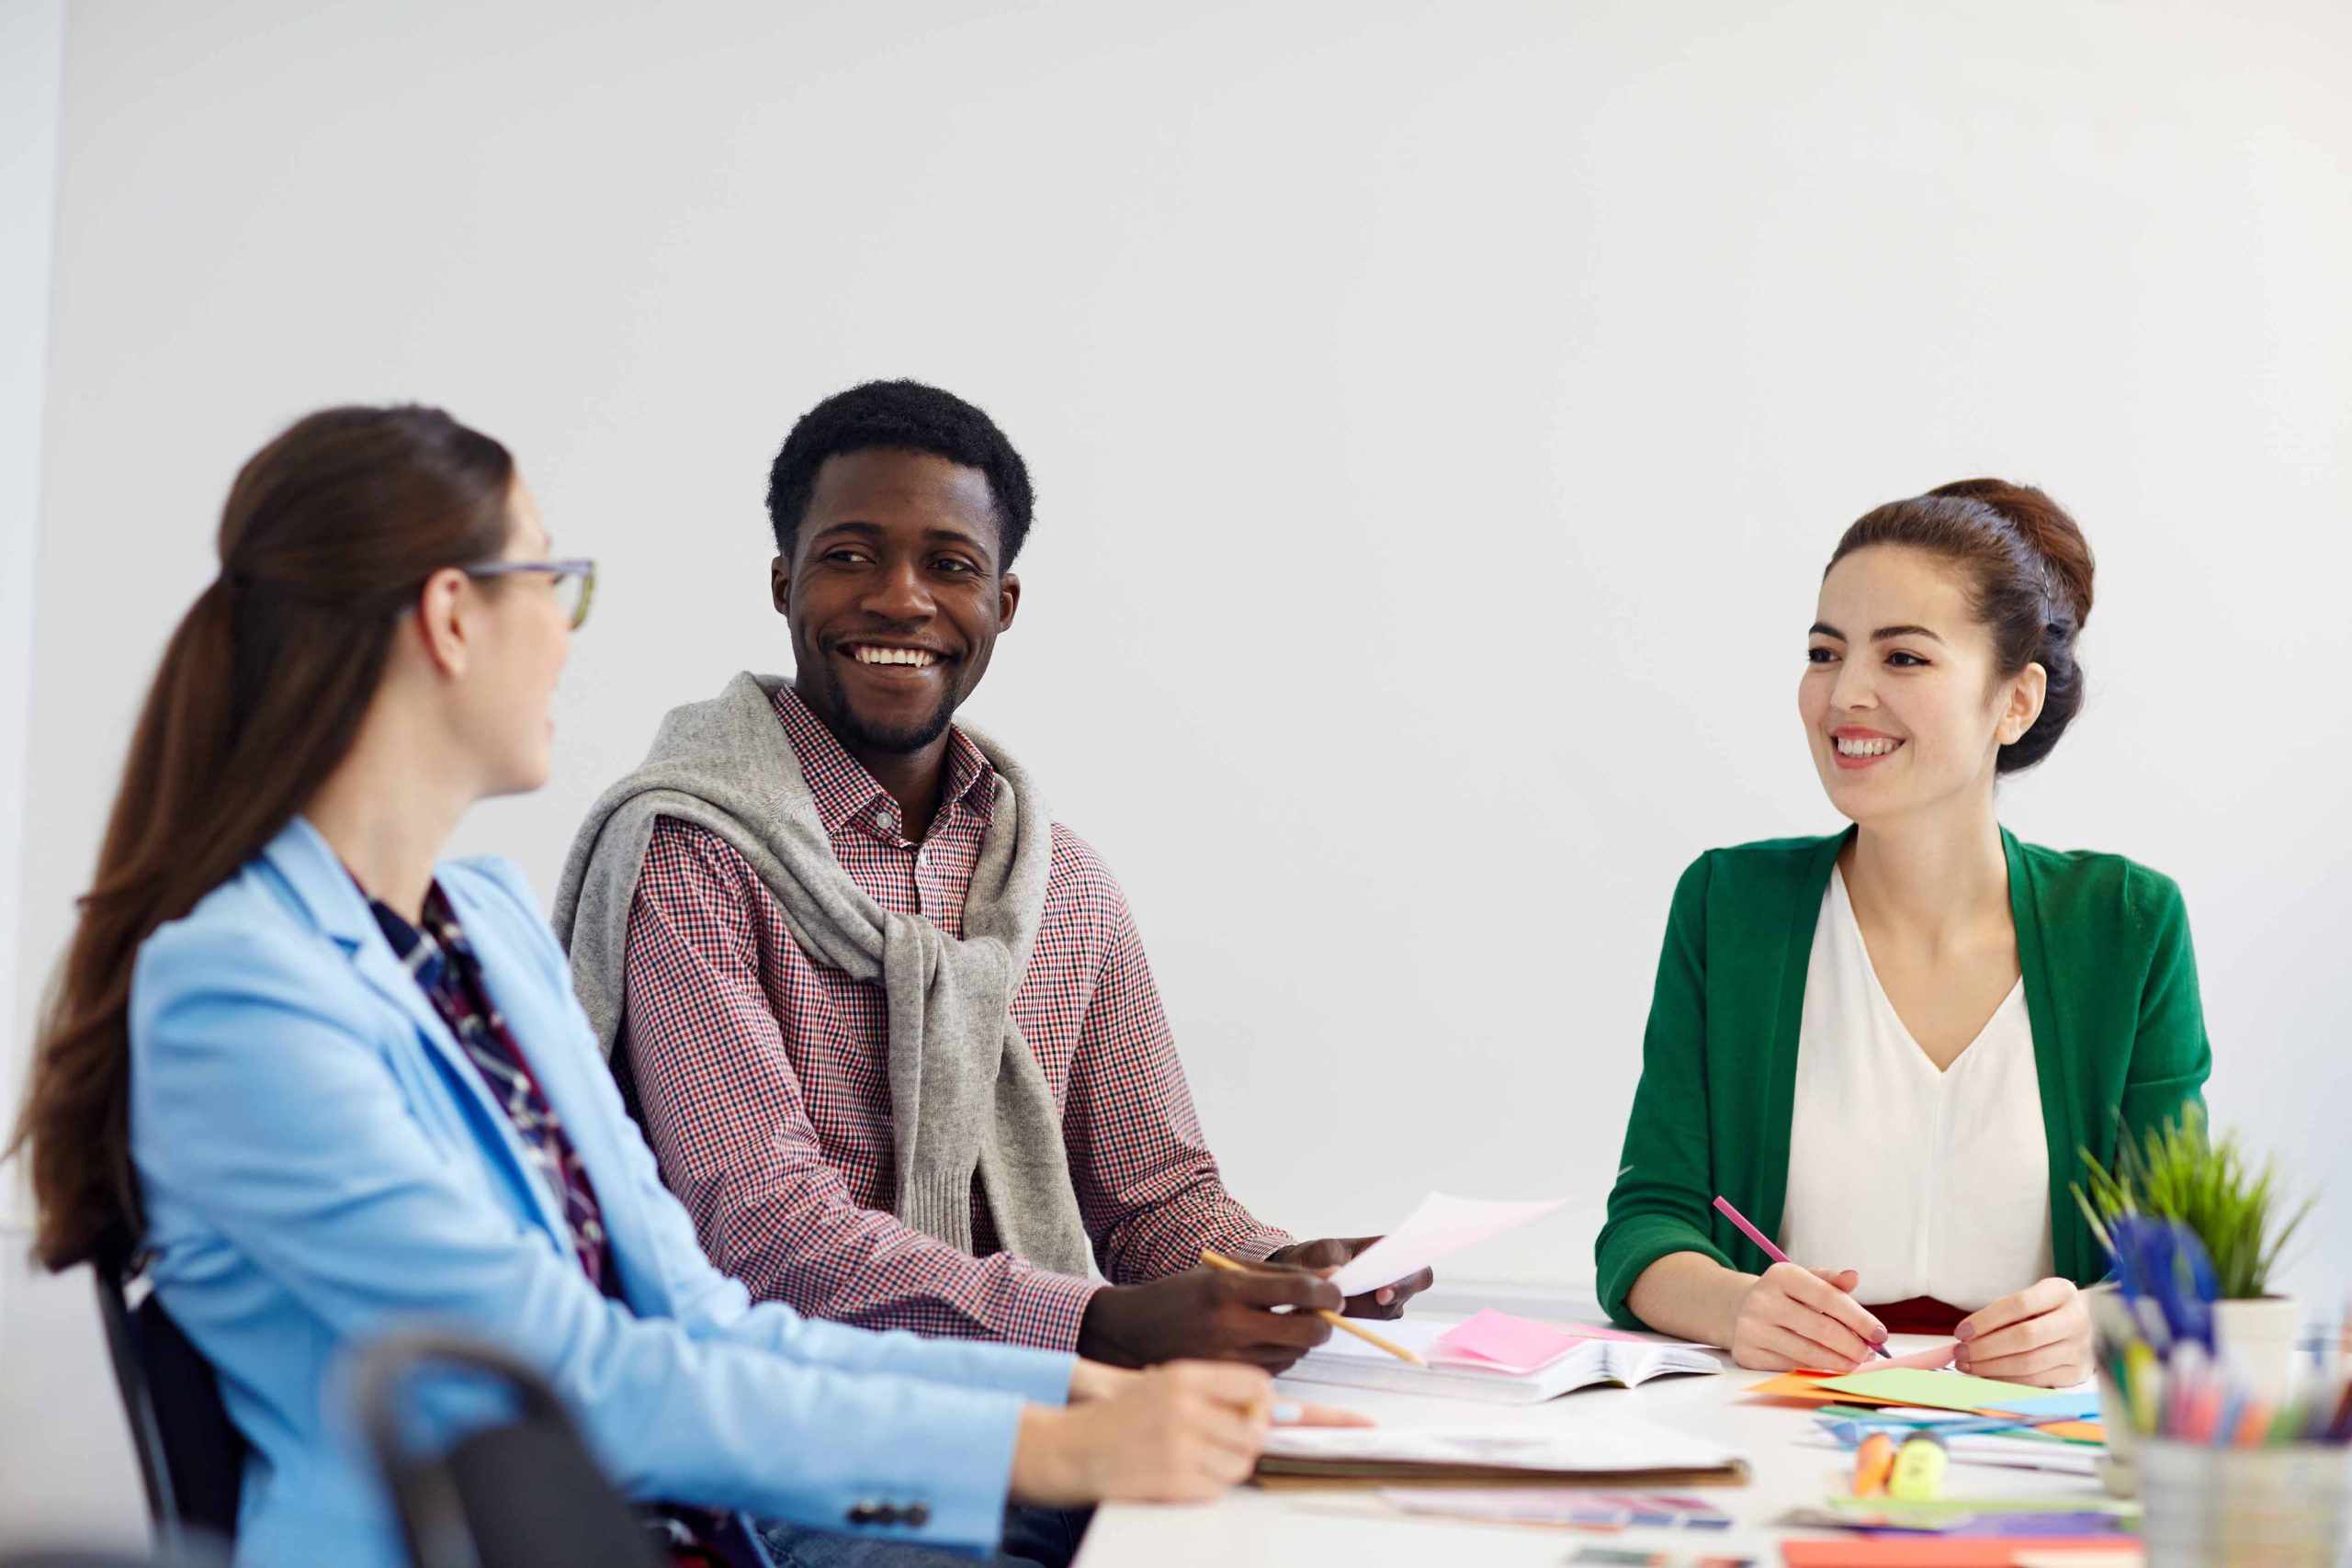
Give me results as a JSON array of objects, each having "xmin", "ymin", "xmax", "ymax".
[{"xmin": 1713, "ymin": 1194, "xmax": 1891, "ymax": 1359}]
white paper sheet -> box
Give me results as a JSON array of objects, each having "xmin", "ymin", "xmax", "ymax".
[
  {"xmin": 1327, "ymin": 1192, "xmax": 1571, "ymax": 1296},
  {"xmin": 1261, "ymin": 1413, "xmax": 1740, "ymax": 1473}
]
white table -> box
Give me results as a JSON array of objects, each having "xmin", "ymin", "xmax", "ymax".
[{"xmin": 1077, "ymin": 1324, "xmax": 2109, "ymax": 1566}]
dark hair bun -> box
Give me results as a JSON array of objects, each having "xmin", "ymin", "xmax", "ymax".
[
  {"xmin": 1921, "ymin": 479, "xmax": 2092, "ymax": 773},
  {"xmin": 1927, "ymin": 479, "xmax": 2096, "ymax": 633}
]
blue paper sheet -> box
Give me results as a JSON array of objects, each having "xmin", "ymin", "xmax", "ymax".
[{"xmin": 1996, "ymin": 1391, "xmax": 2103, "ymax": 1421}]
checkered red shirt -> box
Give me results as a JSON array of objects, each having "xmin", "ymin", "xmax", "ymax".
[{"xmin": 620, "ymin": 683, "xmax": 1289, "ymax": 1349}]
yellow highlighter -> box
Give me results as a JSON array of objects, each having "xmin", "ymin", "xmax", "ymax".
[{"xmin": 1886, "ymin": 1432, "xmax": 1950, "ymax": 1501}]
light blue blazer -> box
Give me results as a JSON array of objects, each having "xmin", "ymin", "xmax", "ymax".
[{"xmin": 130, "ymin": 818, "xmax": 1072, "ymax": 1568}]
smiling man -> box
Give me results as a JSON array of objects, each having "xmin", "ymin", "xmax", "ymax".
[{"xmin": 557, "ymin": 381, "xmax": 1426, "ymax": 1379}]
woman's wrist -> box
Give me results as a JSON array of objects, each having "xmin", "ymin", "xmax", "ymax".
[
  {"xmin": 1069, "ymin": 1359, "xmax": 1136, "ymax": 1404},
  {"xmin": 1627, "ymin": 1250, "xmax": 1756, "ymax": 1348},
  {"xmin": 1709, "ymin": 1265, "xmax": 1764, "ymax": 1348},
  {"xmin": 1010, "ymin": 1404, "xmax": 1085, "ymax": 1506}
]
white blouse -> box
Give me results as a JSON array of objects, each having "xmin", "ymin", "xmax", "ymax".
[{"xmin": 1779, "ymin": 868, "xmax": 2052, "ymax": 1312}]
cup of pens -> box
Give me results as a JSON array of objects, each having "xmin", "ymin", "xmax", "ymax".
[
  {"xmin": 2093, "ymin": 1216, "xmax": 2352, "ymax": 1565},
  {"xmin": 2139, "ymin": 1439, "xmax": 2352, "ymax": 1565}
]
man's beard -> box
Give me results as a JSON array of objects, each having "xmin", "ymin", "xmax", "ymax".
[{"xmin": 810, "ymin": 663, "xmax": 963, "ymax": 755}]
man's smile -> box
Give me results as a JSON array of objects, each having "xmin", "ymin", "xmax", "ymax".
[{"xmin": 837, "ymin": 639, "xmax": 954, "ymax": 674}]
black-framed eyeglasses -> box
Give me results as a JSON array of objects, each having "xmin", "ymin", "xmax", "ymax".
[{"xmin": 466, "ymin": 558, "xmax": 598, "ymax": 630}]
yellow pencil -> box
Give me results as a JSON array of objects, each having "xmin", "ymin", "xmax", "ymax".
[{"xmin": 1199, "ymin": 1249, "xmax": 1429, "ymax": 1368}]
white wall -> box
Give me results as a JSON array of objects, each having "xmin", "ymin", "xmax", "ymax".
[
  {"xmin": 1, "ymin": 0, "xmax": 62, "ymax": 1159},
  {"xmin": 0, "ymin": 2, "xmax": 143, "ymax": 1553},
  {"xmin": 11, "ymin": 0, "xmax": 2352, "ymax": 1537}
]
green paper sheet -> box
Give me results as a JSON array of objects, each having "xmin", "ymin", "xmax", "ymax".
[
  {"xmin": 1810, "ymin": 1367, "xmax": 2051, "ymax": 1413},
  {"xmin": 1819, "ymin": 1495, "xmax": 2138, "ymax": 1520}
]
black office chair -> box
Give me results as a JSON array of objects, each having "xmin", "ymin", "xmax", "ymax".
[
  {"xmin": 90, "ymin": 1258, "xmax": 244, "ymax": 1557},
  {"xmin": 0, "ymin": 1552, "xmax": 221, "ymax": 1567},
  {"xmin": 353, "ymin": 1331, "xmax": 660, "ymax": 1568}
]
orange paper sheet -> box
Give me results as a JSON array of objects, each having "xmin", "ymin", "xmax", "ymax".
[
  {"xmin": 2038, "ymin": 1419, "xmax": 2107, "ymax": 1443},
  {"xmin": 1784, "ymin": 1540, "xmax": 2141, "ymax": 1565},
  {"xmin": 1743, "ymin": 1369, "xmax": 1945, "ymax": 1406},
  {"xmin": 1744, "ymin": 1345, "xmax": 1959, "ymax": 1408},
  {"xmin": 1745, "ymin": 1371, "xmax": 1860, "ymax": 1405}
]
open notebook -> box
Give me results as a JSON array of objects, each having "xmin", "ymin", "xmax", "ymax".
[
  {"xmin": 1257, "ymin": 1411, "xmax": 1747, "ymax": 1487},
  {"xmin": 1283, "ymin": 1316, "xmax": 1723, "ymax": 1404}
]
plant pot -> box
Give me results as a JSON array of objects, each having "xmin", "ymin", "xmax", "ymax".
[{"xmin": 2214, "ymin": 1294, "xmax": 2302, "ymax": 1405}]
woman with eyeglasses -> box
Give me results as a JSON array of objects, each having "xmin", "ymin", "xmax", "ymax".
[{"xmin": 10, "ymin": 405, "xmax": 1350, "ymax": 1568}]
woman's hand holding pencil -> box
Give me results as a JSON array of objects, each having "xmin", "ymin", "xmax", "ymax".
[
  {"xmin": 1713, "ymin": 1194, "xmax": 1892, "ymax": 1372},
  {"xmin": 1730, "ymin": 1261, "xmax": 1894, "ymax": 1372}
]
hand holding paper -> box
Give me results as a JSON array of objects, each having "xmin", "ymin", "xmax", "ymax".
[
  {"xmin": 1077, "ymin": 1257, "xmax": 1342, "ymax": 1371},
  {"xmin": 1322, "ymin": 1192, "xmax": 1571, "ymax": 1298},
  {"xmin": 1264, "ymin": 1235, "xmax": 1432, "ymax": 1316}
]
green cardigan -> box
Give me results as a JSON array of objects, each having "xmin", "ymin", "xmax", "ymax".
[{"xmin": 1596, "ymin": 828, "xmax": 2211, "ymax": 1328}]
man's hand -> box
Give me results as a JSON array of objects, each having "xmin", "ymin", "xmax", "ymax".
[
  {"xmin": 1265, "ymin": 1236, "xmax": 1434, "ymax": 1320},
  {"xmin": 1078, "ymin": 1262, "xmax": 1343, "ymax": 1371}
]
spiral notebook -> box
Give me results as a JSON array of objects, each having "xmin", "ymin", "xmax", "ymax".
[{"xmin": 1282, "ymin": 1315, "xmax": 1724, "ymax": 1405}]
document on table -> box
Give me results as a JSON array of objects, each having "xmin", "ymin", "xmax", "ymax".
[
  {"xmin": 1286, "ymin": 1315, "xmax": 1723, "ymax": 1404},
  {"xmin": 1258, "ymin": 1409, "xmax": 1747, "ymax": 1485},
  {"xmin": 1327, "ymin": 1192, "xmax": 1571, "ymax": 1296}
]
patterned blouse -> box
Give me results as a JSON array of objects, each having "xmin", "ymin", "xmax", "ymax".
[
  {"xmin": 368, "ymin": 884, "xmax": 757, "ymax": 1568},
  {"xmin": 369, "ymin": 884, "xmax": 615, "ymax": 1289}
]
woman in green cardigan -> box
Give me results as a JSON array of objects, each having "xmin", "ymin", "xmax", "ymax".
[{"xmin": 1596, "ymin": 479, "xmax": 2211, "ymax": 1389}]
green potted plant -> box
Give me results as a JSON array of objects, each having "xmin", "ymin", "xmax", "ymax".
[{"xmin": 2075, "ymin": 1106, "xmax": 2315, "ymax": 1402}]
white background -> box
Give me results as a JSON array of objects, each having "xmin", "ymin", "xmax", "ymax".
[{"xmin": 6, "ymin": 0, "xmax": 2349, "ymax": 1547}]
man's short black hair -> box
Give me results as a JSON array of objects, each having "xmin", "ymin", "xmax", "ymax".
[{"xmin": 765, "ymin": 379, "xmax": 1035, "ymax": 568}]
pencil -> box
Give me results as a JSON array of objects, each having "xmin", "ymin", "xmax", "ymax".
[
  {"xmin": 1712, "ymin": 1195, "xmax": 1892, "ymax": 1359},
  {"xmin": 1199, "ymin": 1249, "xmax": 1430, "ymax": 1368}
]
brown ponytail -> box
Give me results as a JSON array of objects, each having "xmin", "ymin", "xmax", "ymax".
[
  {"xmin": 9, "ymin": 405, "xmax": 514, "ymax": 1271},
  {"xmin": 1827, "ymin": 479, "xmax": 2097, "ymax": 773}
]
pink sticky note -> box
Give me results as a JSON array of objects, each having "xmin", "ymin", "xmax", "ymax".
[
  {"xmin": 1433, "ymin": 1309, "xmax": 1589, "ymax": 1372},
  {"xmin": 1548, "ymin": 1324, "xmax": 1669, "ymax": 1345}
]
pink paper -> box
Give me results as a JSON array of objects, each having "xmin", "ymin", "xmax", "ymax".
[
  {"xmin": 1881, "ymin": 1340, "xmax": 1959, "ymax": 1371},
  {"xmin": 1434, "ymin": 1309, "xmax": 1589, "ymax": 1372},
  {"xmin": 1547, "ymin": 1324, "xmax": 1671, "ymax": 1344}
]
